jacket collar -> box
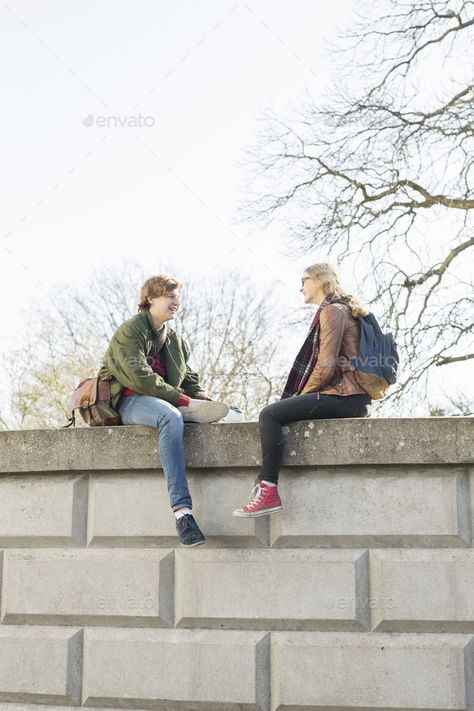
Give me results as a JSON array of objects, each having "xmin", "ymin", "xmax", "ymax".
[{"xmin": 140, "ymin": 308, "xmax": 166, "ymax": 338}]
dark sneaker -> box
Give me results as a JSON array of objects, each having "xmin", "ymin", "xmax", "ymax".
[{"xmin": 176, "ymin": 514, "xmax": 206, "ymax": 546}]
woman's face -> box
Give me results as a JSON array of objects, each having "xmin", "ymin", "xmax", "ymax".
[
  {"xmin": 300, "ymin": 273, "xmax": 325, "ymax": 304},
  {"xmin": 148, "ymin": 289, "xmax": 181, "ymax": 324}
]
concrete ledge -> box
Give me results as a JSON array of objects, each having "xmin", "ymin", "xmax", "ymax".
[{"xmin": 0, "ymin": 418, "xmax": 473, "ymax": 473}]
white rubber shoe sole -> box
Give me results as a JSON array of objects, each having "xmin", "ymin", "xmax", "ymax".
[
  {"xmin": 233, "ymin": 505, "xmax": 282, "ymax": 518},
  {"xmin": 178, "ymin": 400, "xmax": 229, "ymax": 423}
]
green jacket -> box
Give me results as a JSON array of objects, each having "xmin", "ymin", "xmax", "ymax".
[{"xmin": 98, "ymin": 309, "xmax": 206, "ymax": 410}]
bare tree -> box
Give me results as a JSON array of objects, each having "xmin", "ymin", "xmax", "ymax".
[
  {"xmin": 1, "ymin": 262, "xmax": 144, "ymax": 430},
  {"xmin": 245, "ymin": 0, "xmax": 474, "ymax": 409},
  {"xmin": 178, "ymin": 271, "xmax": 286, "ymax": 416},
  {"xmin": 0, "ymin": 264, "xmax": 286, "ymax": 429},
  {"xmin": 430, "ymin": 393, "xmax": 473, "ymax": 416}
]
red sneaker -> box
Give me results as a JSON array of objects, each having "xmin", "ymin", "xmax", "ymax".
[{"xmin": 233, "ymin": 481, "xmax": 282, "ymax": 517}]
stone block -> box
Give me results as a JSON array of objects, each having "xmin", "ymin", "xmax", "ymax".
[
  {"xmin": 0, "ymin": 626, "xmax": 82, "ymax": 704},
  {"xmin": 370, "ymin": 549, "xmax": 474, "ymax": 631},
  {"xmin": 89, "ymin": 472, "xmax": 269, "ymax": 546},
  {"xmin": 175, "ymin": 549, "xmax": 369, "ymax": 630},
  {"xmin": 0, "ymin": 475, "xmax": 87, "ymax": 547},
  {"xmin": 1, "ymin": 550, "xmax": 173, "ymax": 626},
  {"xmin": 270, "ymin": 468, "xmax": 470, "ymax": 547},
  {"xmin": 272, "ymin": 632, "xmax": 470, "ymax": 710},
  {"xmin": 83, "ymin": 628, "xmax": 270, "ymax": 710}
]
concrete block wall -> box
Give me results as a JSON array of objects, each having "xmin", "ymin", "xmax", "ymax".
[{"xmin": 0, "ymin": 417, "xmax": 473, "ymax": 710}]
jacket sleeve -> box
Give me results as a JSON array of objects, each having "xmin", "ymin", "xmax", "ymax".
[
  {"xmin": 300, "ymin": 305, "xmax": 346, "ymax": 395},
  {"xmin": 105, "ymin": 322, "xmax": 184, "ymax": 405},
  {"xmin": 180, "ymin": 338, "xmax": 207, "ymax": 399}
]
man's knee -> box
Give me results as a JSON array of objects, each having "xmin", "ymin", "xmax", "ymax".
[{"xmin": 158, "ymin": 403, "xmax": 184, "ymax": 430}]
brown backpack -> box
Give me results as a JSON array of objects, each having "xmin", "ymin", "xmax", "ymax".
[{"xmin": 65, "ymin": 377, "xmax": 121, "ymax": 427}]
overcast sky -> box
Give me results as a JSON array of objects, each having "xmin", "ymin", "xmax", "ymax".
[
  {"xmin": 1, "ymin": 0, "xmax": 356, "ymax": 335},
  {"xmin": 1, "ymin": 0, "xmax": 470, "ymax": 415}
]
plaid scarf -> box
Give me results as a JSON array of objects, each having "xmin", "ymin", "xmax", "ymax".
[{"xmin": 281, "ymin": 294, "xmax": 346, "ymax": 399}]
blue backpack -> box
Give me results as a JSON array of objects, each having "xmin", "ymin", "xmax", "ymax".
[{"xmin": 351, "ymin": 313, "xmax": 399, "ymax": 400}]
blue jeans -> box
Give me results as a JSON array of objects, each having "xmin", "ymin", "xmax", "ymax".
[{"xmin": 118, "ymin": 394, "xmax": 192, "ymax": 511}]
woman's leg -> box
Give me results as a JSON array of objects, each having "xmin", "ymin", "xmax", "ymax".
[
  {"xmin": 233, "ymin": 393, "xmax": 370, "ymax": 518},
  {"xmin": 259, "ymin": 393, "xmax": 371, "ymax": 483},
  {"xmin": 118, "ymin": 394, "xmax": 191, "ymax": 511}
]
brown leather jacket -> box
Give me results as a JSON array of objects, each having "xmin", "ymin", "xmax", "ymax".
[{"xmin": 300, "ymin": 303, "xmax": 367, "ymax": 397}]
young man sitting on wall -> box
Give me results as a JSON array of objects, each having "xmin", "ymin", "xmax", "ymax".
[{"xmin": 98, "ymin": 274, "xmax": 228, "ymax": 546}]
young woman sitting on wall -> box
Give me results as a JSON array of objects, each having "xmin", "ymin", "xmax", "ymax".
[{"xmin": 233, "ymin": 262, "xmax": 372, "ymax": 518}]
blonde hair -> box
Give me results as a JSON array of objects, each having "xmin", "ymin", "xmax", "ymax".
[
  {"xmin": 139, "ymin": 274, "xmax": 182, "ymax": 311},
  {"xmin": 304, "ymin": 262, "xmax": 369, "ymax": 318}
]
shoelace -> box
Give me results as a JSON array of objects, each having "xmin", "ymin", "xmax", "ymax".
[{"xmin": 247, "ymin": 484, "xmax": 265, "ymax": 508}]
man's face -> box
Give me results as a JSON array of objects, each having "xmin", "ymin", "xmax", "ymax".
[{"xmin": 148, "ymin": 289, "xmax": 181, "ymax": 323}]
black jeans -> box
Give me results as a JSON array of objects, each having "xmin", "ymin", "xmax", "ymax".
[{"xmin": 258, "ymin": 393, "xmax": 371, "ymax": 484}]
